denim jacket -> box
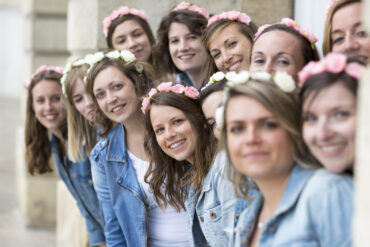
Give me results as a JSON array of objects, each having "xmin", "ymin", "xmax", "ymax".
[
  {"xmin": 185, "ymin": 151, "xmax": 248, "ymax": 247},
  {"xmin": 90, "ymin": 123, "xmax": 148, "ymax": 247},
  {"xmin": 234, "ymin": 165, "xmax": 353, "ymax": 247},
  {"xmin": 50, "ymin": 134, "xmax": 105, "ymax": 246}
]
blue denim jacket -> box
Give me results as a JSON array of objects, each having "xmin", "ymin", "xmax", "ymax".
[
  {"xmin": 50, "ymin": 134, "xmax": 105, "ymax": 246},
  {"xmin": 233, "ymin": 165, "xmax": 353, "ymax": 247},
  {"xmin": 185, "ymin": 151, "xmax": 248, "ymax": 247},
  {"xmin": 90, "ymin": 123, "xmax": 148, "ymax": 247}
]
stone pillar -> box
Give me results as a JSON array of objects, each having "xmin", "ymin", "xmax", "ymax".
[{"xmin": 354, "ymin": 1, "xmax": 370, "ymax": 245}]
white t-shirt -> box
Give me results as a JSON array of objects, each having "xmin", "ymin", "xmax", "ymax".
[{"xmin": 128, "ymin": 151, "xmax": 190, "ymax": 247}]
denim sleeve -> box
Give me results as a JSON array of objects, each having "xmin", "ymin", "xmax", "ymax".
[
  {"xmin": 83, "ymin": 212, "xmax": 105, "ymax": 246},
  {"xmin": 308, "ymin": 172, "xmax": 353, "ymax": 247},
  {"xmin": 91, "ymin": 157, "xmax": 127, "ymax": 247}
]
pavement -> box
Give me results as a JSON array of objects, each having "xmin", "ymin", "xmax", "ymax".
[{"xmin": 0, "ymin": 97, "xmax": 56, "ymax": 247}]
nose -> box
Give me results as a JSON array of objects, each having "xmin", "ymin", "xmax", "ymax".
[
  {"xmin": 45, "ymin": 99, "xmax": 52, "ymax": 111},
  {"xmin": 244, "ymin": 125, "xmax": 260, "ymax": 145},
  {"xmin": 316, "ymin": 118, "xmax": 335, "ymax": 141},
  {"xmin": 107, "ymin": 92, "xmax": 117, "ymax": 104},
  {"xmin": 221, "ymin": 51, "xmax": 232, "ymax": 65},
  {"xmin": 343, "ymin": 34, "xmax": 360, "ymax": 52},
  {"xmin": 164, "ymin": 126, "xmax": 176, "ymax": 140},
  {"xmin": 84, "ymin": 95, "xmax": 93, "ymax": 108},
  {"xmin": 127, "ymin": 36, "xmax": 138, "ymax": 49},
  {"xmin": 179, "ymin": 39, "xmax": 189, "ymax": 51},
  {"xmin": 262, "ymin": 60, "xmax": 273, "ymax": 73}
]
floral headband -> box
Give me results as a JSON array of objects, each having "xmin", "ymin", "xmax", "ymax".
[
  {"xmin": 215, "ymin": 70, "xmax": 296, "ymax": 128},
  {"xmin": 207, "ymin": 11, "xmax": 251, "ymax": 27},
  {"xmin": 26, "ymin": 65, "xmax": 64, "ymax": 88},
  {"xmin": 172, "ymin": 1, "xmax": 209, "ymax": 19},
  {"xmin": 326, "ymin": 0, "xmax": 339, "ymax": 16},
  {"xmin": 254, "ymin": 18, "xmax": 318, "ymax": 48},
  {"xmin": 103, "ymin": 6, "xmax": 148, "ymax": 37},
  {"xmin": 141, "ymin": 82, "xmax": 199, "ymax": 113},
  {"xmin": 201, "ymin": 71, "xmax": 237, "ymax": 91},
  {"xmin": 298, "ymin": 53, "xmax": 365, "ymax": 84},
  {"xmin": 60, "ymin": 58, "xmax": 87, "ymax": 96}
]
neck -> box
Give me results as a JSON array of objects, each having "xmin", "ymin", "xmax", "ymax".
[
  {"xmin": 186, "ymin": 68, "xmax": 203, "ymax": 89},
  {"xmin": 51, "ymin": 128, "xmax": 65, "ymax": 143}
]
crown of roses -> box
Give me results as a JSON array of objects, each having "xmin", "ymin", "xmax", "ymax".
[
  {"xmin": 26, "ymin": 65, "xmax": 64, "ymax": 89},
  {"xmin": 255, "ymin": 18, "xmax": 318, "ymax": 48},
  {"xmin": 215, "ymin": 70, "xmax": 296, "ymax": 129},
  {"xmin": 141, "ymin": 82, "xmax": 199, "ymax": 113},
  {"xmin": 207, "ymin": 11, "xmax": 251, "ymax": 27},
  {"xmin": 172, "ymin": 2, "xmax": 209, "ymax": 19},
  {"xmin": 103, "ymin": 6, "xmax": 148, "ymax": 37},
  {"xmin": 298, "ymin": 53, "xmax": 365, "ymax": 85}
]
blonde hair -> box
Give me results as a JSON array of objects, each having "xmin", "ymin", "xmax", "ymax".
[
  {"xmin": 64, "ymin": 64, "xmax": 97, "ymax": 162},
  {"xmin": 219, "ymin": 80, "xmax": 318, "ymax": 199}
]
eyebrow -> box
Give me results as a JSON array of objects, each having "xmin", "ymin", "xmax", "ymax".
[
  {"xmin": 227, "ymin": 116, "xmax": 275, "ymax": 124},
  {"xmin": 153, "ymin": 115, "xmax": 183, "ymax": 128}
]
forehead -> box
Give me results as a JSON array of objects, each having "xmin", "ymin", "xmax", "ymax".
[
  {"xmin": 209, "ymin": 23, "xmax": 249, "ymax": 48},
  {"xmin": 150, "ymin": 104, "xmax": 185, "ymax": 124},
  {"xmin": 169, "ymin": 22, "xmax": 191, "ymax": 37},
  {"xmin": 226, "ymin": 95, "xmax": 272, "ymax": 121},
  {"xmin": 332, "ymin": 2, "xmax": 361, "ymax": 31},
  {"xmin": 71, "ymin": 78, "xmax": 85, "ymax": 94},
  {"xmin": 93, "ymin": 66, "xmax": 131, "ymax": 89},
  {"xmin": 113, "ymin": 19, "xmax": 144, "ymax": 37},
  {"xmin": 32, "ymin": 79, "xmax": 61, "ymax": 97},
  {"xmin": 253, "ymin": 30, "xmax": 301, "ymax": 55}
]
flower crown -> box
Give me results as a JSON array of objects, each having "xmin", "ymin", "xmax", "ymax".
[
  {"xmin": 26, "ymin": 65, "xmax": 64, "ymax": 88},
  {"xmin": 254, "ymin": 18, "xmax": 318, "ymax": 48},
  {"xmin": 201, "ymin": 71, "xmax": 237, "ymax": 91},
  {"xmin": 141, "ymin": 82, "xmax": 199, "ymax": 113},
  {"xmin": 298, "ymin": 53, "xmax": 365, "ymax": 84},
  {"xmin": 207, "ymin": 11, "xmax": 251, "ymax": 27},
  {"xmin": 326, "ymin": 0, "xmax": 339, "ymax": 16},
  {"xmin": 172, "ymin": 2, "xmax": 209, "ymax": 19},
  {"xmin": 60, "ymin": 58, "xmax": 87, "ymax": 95},
  {"xmin": 103, "ymin": 6, "xmax": 148, "ymax": 37},
  {"xmin": 215, "ymin": 70, "xmax": 296, "ymax": 129}
]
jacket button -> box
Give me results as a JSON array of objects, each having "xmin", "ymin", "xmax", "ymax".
[
  {"xmin": 88, "ymin": 179, "xmax": 93, "ymax": 185},
  {"xmin": 199, "ymin": 216, "xmax": 204, "ymax": 222},
  {"xmin": 210, "ymin": 212, "xmax": 217, "ymax": 219}
]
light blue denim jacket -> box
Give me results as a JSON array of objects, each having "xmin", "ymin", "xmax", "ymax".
[
  {"xmin": 233, "ymin": 164, "xmax": 353, "ymax": 247},
  {"xmin": 50, "ymin": 134, "xmax": 105, "ymax": 246},
  {"xmin": 185, "ymin": 151, "xmax": 248, "ymax": 247}
]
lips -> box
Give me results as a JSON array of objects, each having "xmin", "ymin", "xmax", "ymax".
[
  {"xmin": 44, "ymin": 113, "xmax": 58, "ymax": 121},
  {"xmin": 244, "ymin": 151, "xmax": 268, "ymax": 160},
  {"xmin": 318, "ymin": 143, "xmax": 346, "ymax": 157},
  {"xmin": 178, "ymin": 54, "xmax": 195, "ymax": 61},
  {"xmin": 111, "ymin": 104, "xmax": 126, "ymax": 114},
  {"xmin": 228, "ymin": 59, "xmax": 242, "ymax": 71},
  {"xmin": 168, "ymin": 139, "xmax": 186, "ymax": 151},
  {"xmin": 132, "ymin": 48, "xmax": 143, "ymax": 56}
]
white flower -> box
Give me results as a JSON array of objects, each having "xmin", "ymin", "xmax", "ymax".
[
  {"xmin": 106, "ymin": 50, "xmax": 121, "ymax": 59},
  {"xmin": 84, "ymin": 54, "xmax": 95, "ymax": 65},
  {"xmin": 73, "ymin": 59, "xmax": 86, "ymax": 67},
  {"xmin": 227, "ymin": 70, "xmax": 250, "ymax": 86},
  {"xmin": 93, "ymin": 52, "xmax": 105, "ymax": 63},
  {"xmin": 215, "ymin": 106, "xmax": 225, "ymax": 129},
  {"xmin": 273, "ymin": 71, "xmax": 296, "ymax": 92},
  {"xmin": 135, "ymin": 63, "xmax": 143, "ymax": 73},
  {"xmin": 64, "ymin": 63, "xmax": 73, "ymax": 73},
  {"xmin": 250, "ymin": 72, "xmax": 271, "ymax": 81},
  {"xmin": 212, "ymin": 71, "xmax": 225, "ymax": 82},
  {"xmin": 225, "ymin": 71, "xmax": 237, "ymax": 81},
  {"xmin": 120, "ymin": 50, "xmax": 136, "ymax": 62},
  {"xmin": 60, "ymin": 74, "xmax": 67, "ymax": 95}
]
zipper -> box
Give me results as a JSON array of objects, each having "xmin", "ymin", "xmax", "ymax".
[{"xmin": 116, "ymin": 181, "xmax": 148, "ymax": 247}]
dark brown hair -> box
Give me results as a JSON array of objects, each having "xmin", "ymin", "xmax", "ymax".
[
  {"xmin": 25, "ymin": 70, "xmax": 67, "ymax": 175},
  {"xmin": 199, "ymin": 80, "xmax": 227, "ymax": 106},
  {"xmin": 86, "ymin": 56, "xmax": 155, "ymax": 137},
  {"xmin": 144, "ymin": 91, "xmax": 217, "ymax": 211}
]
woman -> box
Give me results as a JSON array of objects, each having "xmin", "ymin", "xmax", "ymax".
[
  {"xmin": 299, "ymin": 52, "xmax": 364, "ymax": 174},
  {"xmin": 203, "ymin": 11, "xmax": 257, "ymax": 72},
  {"xmin": 323, "ymin": 0, "xmax": 370, "ymax": 64},
  {"xmin": 25, "ymin": 65, "xmax": 105, "ymax": 247},
  {"xmin": 250, "ymin": 18, "xmax": 319, "ymax": 80},
  {"xmin": 142, "ymin": 82, "xmax": 242, "ymax": 246},
  {"xmin": 86, "ymin": 50, "xmax": 191, "ymax": 246},
  {"xmin": 219, "ymin": 71, "xmax": 353, "ymax": 246},
  {"xmin": 103, "ymin": 6, "xmax": 155, "ymax": 62},
  {"xmin": 152, "ymin": 2, "xmax": 210, "ymax": 88}
]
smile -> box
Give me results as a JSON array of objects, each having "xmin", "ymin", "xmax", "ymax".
[
  {"xmin": 228, "ymin": 60, "xmax": 242, "ymax": 71},
  {"xmin": 44, "ymin": 114, "xmax": 57, "ymax": 120},
  {"xmin": 178, "ymin": 54, "xmax": 195, "ymax": 61},
  {"xmin": 111, "ymin": 104, "xmax": 126, "ymax": 113},
  {"xmin": 168, "ymin": 139, "xmax": 186, "ymax": 150},
  {"xmin": 244, "ymin": 151, "xmax": 268, "ymax": 159},
  {"xmin": 319, "ymin": 143, "xmax": 345, "ymax": 156}
]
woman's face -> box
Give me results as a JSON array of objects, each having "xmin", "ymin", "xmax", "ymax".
[
  {"xmin": 201, "ymin": 90, "xmax": 223, "ymax": 139},
  {"xmin": 71, "ymin": 78, "xmax": 95, "ymax": 121},
  {"xmin": 32, "ymin": 79, "xmax": 66, "ymax": 133},
  {"xmin": 112, "ymin": 19, "xmax": 152, "ymax": 62},
  {"xmin": 150, "ymin": 104, "xmax": 198, "ymax": 164},
  {"xmin": 226, "ymin": 95, "xmax": 294, "ymax": 182},
  {"xmin": 208, "ymin": 23, "xmax": 252, "ymax": 72},
  {"xmin": 93, "ymin": 66, "xmax": 140, "ymax": 123},
  {"xmin": 250, "ymin": 30, "xmax": 304, "ymax": 80},
  {"xmin": 302, "ymin": 83, "xmax": 356, "ymax": 173},
  {"xmin": 168, "ymin": 22, "xmax": 207, "ymax": 74},
  {"xmin": 331, "ymin": 2, "xmax": 370, "ymax": 64}
]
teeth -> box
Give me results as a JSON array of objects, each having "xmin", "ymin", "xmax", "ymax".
[
  {"xmin": 229, "ymin": 61, "xmax": 241, "ymax": 71},
  {"xmin": 180, "ymin": 55, "xmax": 193, "ymax": 59},
  {"xmin": 321, "ymin": 144, "xmax": 344, "ymax": 152},
  {"xmin": 112, "ymin": 105, "xmax": 123, "ymax": 112},
  {"xmin": 170, "ymin": 140, "xmax": 185, "ymax": 149},
  {"xmin": 45, "ymin": 115, "xmax": 56, "ymax": 120}
]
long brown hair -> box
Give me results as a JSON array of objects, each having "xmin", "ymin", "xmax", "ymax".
[
  {"xmin": 144, "ymin": 91, "xmax": 217, "ymax": 211},
  {"xmin": 25, "ymin": 70, "xmax": 67, "ymax": 175}
]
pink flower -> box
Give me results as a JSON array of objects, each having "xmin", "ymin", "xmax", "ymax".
[
  {"xmin": 148, "ymin": 88, "xmax": 158, "ymax": 98},
  {"xmin": 197, "ymin": 8, "xmax": 209, "ymax": 19},
  {"xmin": 174, "ymin": 2, "xmax": 190, "ymax": 11},
  {"xmin": 238, "ymin": 13, "xmax": 251, "ymax": 25},
  {"xmin": 345, "ymin": 62, "xmax": 365, "ymax": 79},
  {"xmin": 25, "ymin": 77, "xmax": 32, "ymax": 88},
  {"xmin": 118, "ymin": 6, "xmax": 129, "ymax": 15},
  {"xmin": 171, "ymin": 84, "xmax": 185, "ymax": 94},
  {"xmin": 306, "ymin": 32, "xmax": 318, "ymax": 43},
  {"xmin": 298, "ymin": 61, "xmax": 316, "ymax": 83},
  {"xmin": 227, "ymin": 11, "xmax": 240, "ymax": 20},
  {"xmin": 157, "ymin": 82, "xmax": 173, "ymax": 92},
  {"xmin": 110, "ymin": 10, "xmax": 120, "ymax": 20},
  {"xmin": 281, "ymin": 18, "xmax": 295, "ymax": 27},
  {"xmin": 255, "ymin": 24, "xmax": 271, "ymax": 39},
  {"xmin": 141, "ymin": 97, "xmax": 150, "ymax": 113},
  {"xmin": 325, "ymin": 53, "xmax": 347, "ymax": 73},
  {"xmin": 184, "ymin": 86, "xmax": 199, "ymax": 99},
  {"xmin": 129, "ymin": 9, "xmax": 148, "ymax": 20},
  {"xmin": 103, "ymin": 17, "xmax": 111, "ymax": 36}
]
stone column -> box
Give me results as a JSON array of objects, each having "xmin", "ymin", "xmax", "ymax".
[
  {"xmin": 354, "ymin": 1, "xmax": 370, "ymax": 245},
  {"xmin": 17, "ymin": 0, "xmax": 69, "ymax": 228}
]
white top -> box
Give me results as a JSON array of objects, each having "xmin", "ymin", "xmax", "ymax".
[{"xmin": 128, "ymin": 151, "xmax": 190, "ymax": 247}]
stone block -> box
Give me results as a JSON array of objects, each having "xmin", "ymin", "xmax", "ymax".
[{"xmin": 22, "ymin": 0, "xmax": 68, "ymax": 16}]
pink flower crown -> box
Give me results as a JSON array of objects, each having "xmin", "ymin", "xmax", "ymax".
[
  {"xmin": 298, "ymin": 53, "xmax": 365, "ymax": 84},
  {"xmin": 103, "ymin": 6, "xmax": 148, "ymax": 37},
  {"xmin": 325, "ymin": 0, "xmax": 339, "ymax": 17},
  {"xmin": 254, "ymin": 18, "xmax": 318, "ymax": 47},
  {"xmin": 141, "ymin": 82, "xmax": 199, "ymax": 113},
  {"xmin": 25, "ymin": 65, "xmax": 64, "ymax": 89},
  {"xmin": 207, "ymin": 11, "xmax": 251, "ymax": 27},
  {"xmin": 172, "ymin": 2, "xmax": 209, "ymax": 20}
]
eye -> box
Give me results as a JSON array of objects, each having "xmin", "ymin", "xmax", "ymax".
[
  {"xmin": 334, "ymin": 110, "xmax": 350, "ymax": 119},
  {"xmin": 133, "ymin": 31, "xmax": 144, "ymax": 38},
  {"xmin": 113, "ymin": 83, "xmax": 123, "ymax": 90},
  {"xmin": 188, "ymin": 34, "xmax": 198, "ymax": 40},
  {"xmin": 169, "ymin": 38, "xmax": 179, "ymax": 45},
  {"xmin": 252, "ymin": 57, "xmax": 264, "ymax": 65},
  {"xmin": 115, "ymin": 37, "xmax": 126, "ymax": 45},
  {"xmin": 302, "ymin": 113, "xmax": 317, "ymax": 123},
  {"xmin": 36, "ymin": 97, "xmax": 45, "ymax": 104},
  {"xmin": 95, "ymin": 91, "xmax": 105, "ymax": 99},
  {"xmin": 173, "ymin": 118, "xmax": 184, "ymax": 125},
  {"xmin": 51, "ymin": 95, "xmax": 61, "ymax": 102},
  {"xmin": 332, "ymin": 36, "xmax": 344, "ymax": 45},
  {"xmin": 155, "ymin": 127, "xmax": 164, "ymax": 135},
  {"xmin": 73, "ymin": 95, "xmax": 83, "ymax": 103},
  {"xmin": 228, "ymin": 41, "xmax": 237, "ymax": 48},
  {"xmin": 228, "ymin": 124, "xmax": 244, "ymax": 134},
  {"xmin": 276, "ymin": 59, "xmax": 290, "ymax": 66},
  {"xmin": 261, "ymin": 120, "xmax": 279, "ymax": 129},
  {"xmin": 211, "ymin": 51, "xmax": 221, "ymax": 59},
  {"xmin": 356, "ymin": 30, "xmax": 367, "ymax": 38}
]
